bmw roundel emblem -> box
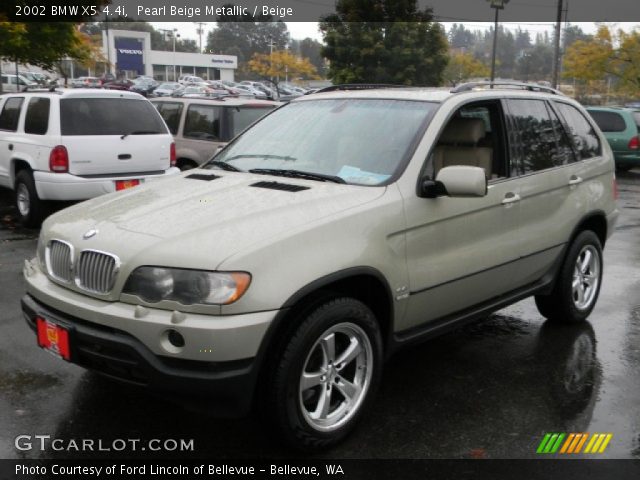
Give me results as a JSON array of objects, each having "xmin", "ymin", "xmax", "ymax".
[{"xmin": 83, "ymin": 228, "xmax": 98, "ymax": 240}]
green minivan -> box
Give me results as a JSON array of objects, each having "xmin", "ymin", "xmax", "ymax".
[{"xmin": 586, "ymin": 106, "xmax": 640, "ymax": 171}]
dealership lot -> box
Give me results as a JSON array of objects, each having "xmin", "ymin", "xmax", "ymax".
[{"xmin": 0, "ymin": 172, "xmax": 639, "ymax": 459}]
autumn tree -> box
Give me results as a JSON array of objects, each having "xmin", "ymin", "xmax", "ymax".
[
  {"xmin": 0, "ymin": 1, "xmax": 109, "ymax": 91},
  {"xmin": 320, "ymin": 0, "xmax": 448, "ymax": 86},
  {"xmin": 248, "ymin": 50, "xmax": 319, "ymax": 93},
  {"xmin": 443, "ymin": 52, "xmax": 489, "ymax": 86},
  {"xmin": 563, "ymin": 25, "xmax": 640, "ymax": 99}
]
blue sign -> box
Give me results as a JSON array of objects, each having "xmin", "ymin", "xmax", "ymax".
[{"xmin": 115, "ymin": 38, "xmax": 144, "ymax": 74}]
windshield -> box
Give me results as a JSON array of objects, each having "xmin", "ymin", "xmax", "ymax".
[{"xmin": 206, "ymin": 98, "xmax": 435, "ymax": 186}]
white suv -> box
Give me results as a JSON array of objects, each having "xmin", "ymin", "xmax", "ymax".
[
  {"xmin": 22, "ymin": 83, "xmax": 618, "ymax": 450},
  {"xmin": 0, "ymin": 89, "xmax": 179, "ymax": 226}
]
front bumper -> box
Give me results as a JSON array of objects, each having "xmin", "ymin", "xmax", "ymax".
[
  {"xmin": 22, "ymin": 294, "xmax": 266, "ymax": 416},
  {"xmin": 33, "ymin": 168, "xmax": 180, "ymax": 201}
]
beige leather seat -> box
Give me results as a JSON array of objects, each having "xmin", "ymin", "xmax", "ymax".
[{"xmin": 433, "ymin": 117, "xmax": 493, "ymax": 178}]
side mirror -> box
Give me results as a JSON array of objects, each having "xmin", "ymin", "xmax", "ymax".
[
  {"xmin": 419, "ymin": 166, "xmax": 487, "ymax": 198},
  {"xmin": 436, "ymin": 166, "xmax": 487, "ymax": 197}
]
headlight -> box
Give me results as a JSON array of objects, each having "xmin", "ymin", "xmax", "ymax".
[{"xmin": 122, "ymin": 267, "xmax": 251, "ymax": 305}]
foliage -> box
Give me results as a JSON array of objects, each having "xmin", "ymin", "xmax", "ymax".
[
  {"xmin": 563, "ymin": 25, "xmax": 640, "ymax": 96},
  {"xmin": 319, "ymin": 0, "xmax": 448, "ymax": 86},
  {"xmin": 206, "ymin": 6, "xmax": 289, "ymax": 66},
  {"xmin": 247, "ymin": 50, "xmax": 319, "ymax": 84},
  {"xmin": 289, "ymin": 38, "xmax": 326, "ymax": 77},
  {"xmin": 443, "ymin": 52, "xmax": 489, "ymax": 86}
]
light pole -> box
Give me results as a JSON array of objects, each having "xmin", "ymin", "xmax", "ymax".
[
  {"xmin": 487, "ymin": 0, "xmax": 509, "ymax": 85},
  {"xmin": 172, "ymin": 29, "xmax": 180, "ymax": 82},
  {"xmin": 194, "ymin": 22, "xmax": 206, "ymax": 53}
]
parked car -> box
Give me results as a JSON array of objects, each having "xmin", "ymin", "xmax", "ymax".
[
  {"xmin": 150, "ymin": 96, "xmax": 280, "ymax": 170},
  {"xmin": 154, "ymin": 82, "xmax": 184, "ymax": 97},
  {"xmin": 0, "ymin": 89, "xmax": 179, "ymax": 226},
  {"xmin": 103, "ymin": 79, "xmax": 135, "ymax": 91},
  {"xmin": 71, "ymin": 76, "xmax": 100, "ymax": 88},
  {"xmin": 21, "ymin": 83, "xmax": 618, "ymax": 451},
  {"xmin": 98, "ymin": 72, "xmax": 116, "ymax": 86},
  {"xmin": 130, "ymin": 78, "xmax": 159, "ymax": 97},
  {"xmin": 178, "ymin": 75, "xmax": 206, "ymax": 85},
  {"xmin": 586, "ymin": 106, "xmax": 640, "ymax": 171},
  {"xmin": 240, "ymin": 81, "xmax": 276, "ymax": 99},
  {"xmin": 234, "ymin": 84, "xmax": 268, "ymax": 99},
  {"xmin": 1, "ymin": 74, "xmax": 38, "ymax": 92}
]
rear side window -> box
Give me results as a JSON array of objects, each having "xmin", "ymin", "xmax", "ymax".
[
  {"xmin": 507, "ymin": 99, "xmax": 574, "ymax": 174},
  {"xmin": 0, "ymin": 97, "xmax": 24, "ymax": 131},
  {"xmin": 633, "ymin": 112, "xmax": 640, "ymax": 129},
  {"xmin": 229, "ymin": 107, "xmax": 275, "ymax": 137},
  {"xmin": 184, "ymin": 104, "xmax": 221, "ymax": 141},
  {"xmin": 24, "ymin": 97, "xmax": 50, "ymax": 135},
  {"xmin": 153, "ymin": 102, "xmax": 182, "ymax": 135},
  {"xmin": 60, "ymin": 98, "xmax": 167, "ymax": 136},
  {"xmin": 555, "ymin": 103, "xmax": 601, "ymax": 159},
  {"xmin": 588, "ymin": 111, "xmax": 626, "ymax": 132}
]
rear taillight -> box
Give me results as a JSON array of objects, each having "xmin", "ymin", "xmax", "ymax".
[
  {"xmin": 629, "ymin": 136, "xmax": 639, "ymax": 150},
  {"xmin": 49, "ymin": 145, "xmax": 69, "ymax": 173},
  {"xmin": 170, "ymin": 142, "xmax": 176, "ymax": 167}
]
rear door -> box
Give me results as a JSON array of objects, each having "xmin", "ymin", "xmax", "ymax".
[
  {"xmin": 504, "ymin": 98, "xmax": 596, "ymax": 284},
  {"xmin": 60, "ymin": 96, "xmax": 172, "ymax": 175}
]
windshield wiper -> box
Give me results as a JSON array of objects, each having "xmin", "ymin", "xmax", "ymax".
[
  {"xmin": 206, "ymin": 161, "xmax": 241, "ymax": 172},
  {"xmin": 249, "ymin": 168, "xmax": 346, "ymax": 184},
  {"xmin": 120, "ymin": 130, "xmax": 160, "ymax": 139},
  {"xmin": 226, "ymin": 154, "xmax": 297, "ymax": 162}
]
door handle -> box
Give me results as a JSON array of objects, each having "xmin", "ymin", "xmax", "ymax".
[
  {"xmin": 8, "ymin": 144, "xmax": 13, "ymax": 151},
  {"xmin": 502, "ymin": 192, "xmax": 521, "ymax": 205},
  {"xmin": 569, "ymin": 175, "xmax": 583, "ymax": 186}
]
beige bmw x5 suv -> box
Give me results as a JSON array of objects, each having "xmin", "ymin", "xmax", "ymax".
[{"xmin": 22, "ymin": 82, "xmax": 618, "ymax": 450}]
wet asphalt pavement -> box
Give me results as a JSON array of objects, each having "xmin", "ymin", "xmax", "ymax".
[{"xmin": 0, "ymin": 173, "xmax": 639, "ymax": 461}]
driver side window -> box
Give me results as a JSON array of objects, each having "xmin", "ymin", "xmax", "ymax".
[{"xmin": 426, "ymin": 100, "xmax": 509, "ymax": 182}]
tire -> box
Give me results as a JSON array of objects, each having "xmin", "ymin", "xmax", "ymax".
[
  {"xmin": 263, "ymin": 297, "xmax": 383, "ymax": 451},
  {"xmin": 535, "ymin": 230, "xmax": 603, "ymax": 323},
  {"xmin": 178, "ymin": 159, "xmax": 198, "ymax": 171},
  {"xmin": 15, "ymin": 170, "xmax": 46, "ymax": 228}
]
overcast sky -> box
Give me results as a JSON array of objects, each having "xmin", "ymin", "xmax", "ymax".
[{"xmin": 150, "ymin": 21, "xmax": 639, "ymax": 48}]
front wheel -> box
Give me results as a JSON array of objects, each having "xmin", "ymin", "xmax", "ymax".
[
  {"xmin": 535, "ymin": 230, "xmax": 603, "ymax": 323},
  {"xmin": 265, "ymin": 297, "xmax": 383, "ymax": 451}
]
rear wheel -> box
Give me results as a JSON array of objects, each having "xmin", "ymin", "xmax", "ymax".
[
  {"xmin": 264, "ymin": 297, "xmax": 382, "ymax": 451},
  {"xmin": 15, "ymin": 170, "xmax": 46, "ymax": 228},
  {"xmin": 535, "ymin": 230, "xmax": 603, "ymax": 323}
]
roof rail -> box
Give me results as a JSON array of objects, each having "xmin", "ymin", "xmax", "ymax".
[
  {"xmin": 315, "ymin": 83, "xmax": 409, "ymax": 93},
  {"xmin": 451, "ymin": 81, "xmax": 563, "ymax": 95}
]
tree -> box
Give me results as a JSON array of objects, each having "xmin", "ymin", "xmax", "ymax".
[
  {"xmin": 206, "ymin": 6, "xmax": 289, "ymax": 69},
  {"xmin": 290, "ymin": 38, "xmax": 326, "ymax": 77},
  {"xmin": 319, "ymin": 0, "xmax": 448, "ymax": 86},
  {"xmin": 443, "ymin": 52, "xmax": 489, "ymax": 86},
  {"xmin": 248, "ymin": 50, "xmax": 319, "ymax": 91}
]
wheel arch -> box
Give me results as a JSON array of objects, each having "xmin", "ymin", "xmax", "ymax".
[
  {"xmin": 10, "ymin": 157, "xmax": 35, "ymax": 186},
  {"xmin": 570, "ymin": 210, "xmax": 608, "ymax": 248}
]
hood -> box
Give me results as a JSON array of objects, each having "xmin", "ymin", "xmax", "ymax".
[{"xmin": 44, "ymin": 170, "xmax": 385, "ymax": 271}]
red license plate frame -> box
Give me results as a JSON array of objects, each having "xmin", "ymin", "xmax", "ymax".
[
  {"xmin": 115, "ymin": 179, "xmax": 140, "ymax": 191},
  {"xmin": 36, "ymin": 317, "xmax": 72, "ymax": 361}
]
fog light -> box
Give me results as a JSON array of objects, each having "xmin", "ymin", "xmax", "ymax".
[{"xmin": 167, "ymin": 329, "xmax": 185, "ymax": 348}]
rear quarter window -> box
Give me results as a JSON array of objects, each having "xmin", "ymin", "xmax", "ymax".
[
  {"xmin": 588, "ymin": 110, "xmax": 626, "ymax": 132},
  {"xmin": 60, "ymin": 98, "xmax": 167, "ymax": 136},
  {"xmin": 229, "ymin": 106, "xmax": 275, "ymax": 137},
  {"xmin": 152, "ymin": 101, "xmax": 183, "ymax": 135},
  {"xmin": 555, "ymin": 102, "xmax": 602, "ymax": 159},
  {"xmin": 0, "ymin": 97, "xmax": 24, "ymax": 131}
]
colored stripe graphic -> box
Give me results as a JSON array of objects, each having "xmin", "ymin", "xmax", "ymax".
[{"xmin": 537, "ymin": 433, "xmax": 613, "ymax": 454}]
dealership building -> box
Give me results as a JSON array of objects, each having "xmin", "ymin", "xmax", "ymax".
[{"xmin": 101, "ymin": 30, "xmax": 238, "ymax": 82}]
